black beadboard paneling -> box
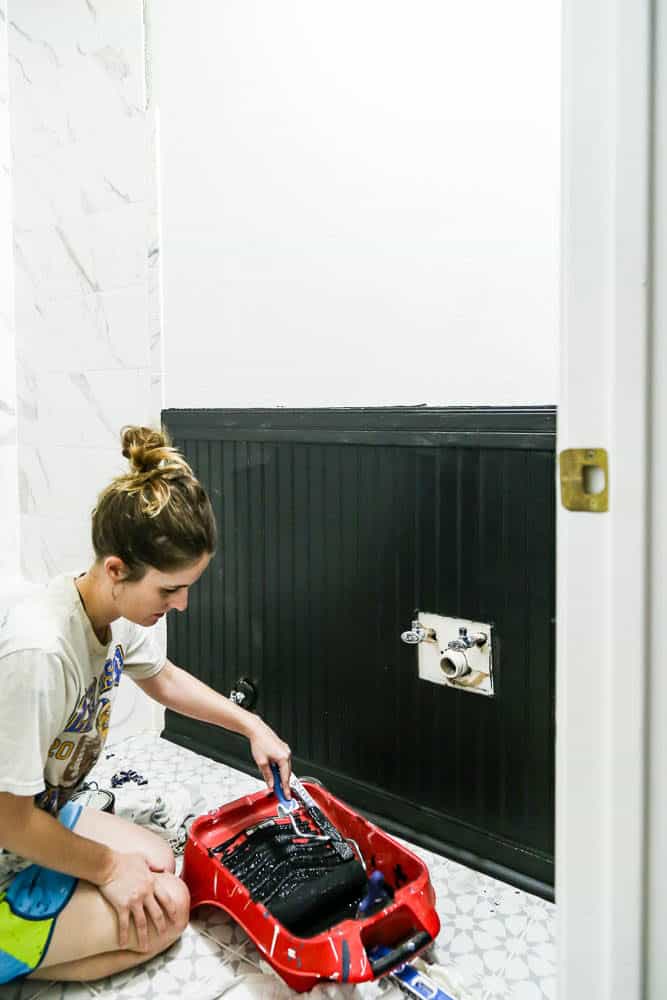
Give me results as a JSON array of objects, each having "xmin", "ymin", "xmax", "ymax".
[{"xmin": 162, "ymin": 407, "xmax": 556, "ymax": 898}]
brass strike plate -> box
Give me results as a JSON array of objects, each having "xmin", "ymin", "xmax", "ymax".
[{"xmin": 559, "ymin": 448, "xmax": 609, "ymax": 512}]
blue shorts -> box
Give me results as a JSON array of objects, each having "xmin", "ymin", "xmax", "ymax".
[{"xmin": 0, "ymin": 800, "xmax": 83, "ymax": 983}]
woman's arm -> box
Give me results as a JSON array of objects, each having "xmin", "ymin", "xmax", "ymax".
[
  {"xmin": 0, "ymin": 792, "xmax": 178, "ymax": 950},
  {"xmin": 0, "ymin": 792, "xmax": 115, "ymax": 885},
  {"xmin": 134, "ymin": 660, "xmax": 292, "ymax": 794}
]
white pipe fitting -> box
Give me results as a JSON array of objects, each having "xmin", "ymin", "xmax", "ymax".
[{"xmin": 440, "ymin": 649, "xmax": 471, "ymax": 679}]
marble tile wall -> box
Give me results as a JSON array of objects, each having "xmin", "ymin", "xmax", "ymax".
[
  {"xmin": 7, "ymin": 0, "xmax": 162, "ymax": 582},
  {"xmin": 0, "ymin": 3, "xmax": 19, "ymax": 579},
  {"xmin": 5, "ymin": 1, "xmax": 163, "ymax": 737}
]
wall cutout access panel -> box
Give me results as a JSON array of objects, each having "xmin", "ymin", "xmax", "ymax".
[
  {"xmin": 162, "ymin": 407, "xmax": 556, "ymax": 897},
  {"xmin": 402, "ymin": 613, "xmax": 495, "ymax": 696}
]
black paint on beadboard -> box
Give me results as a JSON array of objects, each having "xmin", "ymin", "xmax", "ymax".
[{"xmin": 162, "ymin": 407, "xmax": 556, "ymax": 899}]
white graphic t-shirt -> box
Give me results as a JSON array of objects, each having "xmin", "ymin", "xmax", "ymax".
[{"xmin": 0, "ymin": 574, "xmax": 165, "ymax": 884}]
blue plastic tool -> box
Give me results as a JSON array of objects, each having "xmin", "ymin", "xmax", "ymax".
[
  {"xmin": 356, "ymin": 869, "xmax": 392, "ymax": 917},
  {"xmin": 389, "ymin": 961, "xmax": 456, "ymax": 999},
  {"xmin": 270, "ymin": 761, "xmax": 298, "ymax": 814}
]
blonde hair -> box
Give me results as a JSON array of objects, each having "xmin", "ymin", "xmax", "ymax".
[{"xmin": 92, "ymin": 425, "xmax": 217, "ymax": 580}]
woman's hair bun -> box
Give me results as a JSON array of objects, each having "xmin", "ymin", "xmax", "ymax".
[
  {"xmin": 92, "ymin": 423, "xmax": 217, "ymax": 576},
  {"xmin": 121, "ymin": 425, "xmax": 185, "ymax": 476}
]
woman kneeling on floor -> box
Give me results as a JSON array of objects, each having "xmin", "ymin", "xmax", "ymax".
[{"xmin": 0, "ymin": 425, "xmax": 291, "ymax": 984}]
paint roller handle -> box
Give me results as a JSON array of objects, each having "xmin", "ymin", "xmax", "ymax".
[{"xmin": 368, "ymin": 931, "xmax": 434, "ymax": 977}]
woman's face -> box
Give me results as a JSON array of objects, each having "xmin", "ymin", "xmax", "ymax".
[{"xmin": 113, "ymin": 551, "xmax": 212, "ymax": 627}]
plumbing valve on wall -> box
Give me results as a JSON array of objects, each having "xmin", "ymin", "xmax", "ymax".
[{"xmin": 401, "ymin": 612, "xmax": 495, "ymax": 696}]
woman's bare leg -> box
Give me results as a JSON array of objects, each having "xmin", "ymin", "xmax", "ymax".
[
  {"xmin": 27, "ymin": 876, "xmax": 189, "ymax": 981},
  {"xmin": 26, "ymin": 806, "xmax": 190, "ymax": 982},
  {"xmin": 72, "ymin": 804, "xmax": 178, "ymax": 872}
]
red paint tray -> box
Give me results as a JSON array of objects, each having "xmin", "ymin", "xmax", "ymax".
[{"xmin": 182, "ymin": 779, "xmax": 440, "ymax": 993}]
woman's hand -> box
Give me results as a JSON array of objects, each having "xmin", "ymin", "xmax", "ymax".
[
  {"xmin": 99, "ymin": 851, "xmax": 180, "ymax": 951},
  {"xmin": 136, "ymin": 663, "xmax": 293, "ymax": 796},
  {"xmin": 247, "ymin": 717, "xmax": 292, "ymax": 797}
]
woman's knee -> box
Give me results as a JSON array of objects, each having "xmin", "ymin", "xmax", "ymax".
[
  {"xmin": 157, "ymin": 872, "xmax": 191, "ymax": 941},
  {"xmin": 148, "ymin": 838, "xmax": 177, "ymax": 874},
  {"xmin": 172, "ymin": 873, "xmax": 191, "ymax": 930},
  {"xmin": 75, "ymin": 807, "xmax": 177, "ymax": 873},
  {"xmin": 122, "ymin": 874, "xmax": 189, "ymax": 958}
]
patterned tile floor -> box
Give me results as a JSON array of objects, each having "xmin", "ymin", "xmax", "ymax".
[{"xmin": 0, "ymin": 735, "xmax": 555, "ymax": 1000}]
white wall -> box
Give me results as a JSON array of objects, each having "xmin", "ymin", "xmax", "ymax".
[
  {"xmin": 155, "ymin": 0, "xmax": 561, "ymax": 408},
  {"xmin": 8, "ymin": 0, "xmax": 162, "ymax": 581},
  {"xmin": 0, "ymin": 2, "xmax": 19, "ymax": 578},
  {"xmin": 647, "ymin": 0, "xmax": 667, "ymax": 988}
]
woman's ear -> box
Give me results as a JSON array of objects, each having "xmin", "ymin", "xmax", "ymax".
[{"xmin": 104, "ymin": 556, "xmax": 129, "ymax": 584}]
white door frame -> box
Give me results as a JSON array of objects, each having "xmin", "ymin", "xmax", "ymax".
[
  {"xmin": 557, "ymin": 0, "xmax": 653, "ymax": 996},
  {"xmin": 646, "ymin": 1, "xmax": 667, "ymax": 994}
]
